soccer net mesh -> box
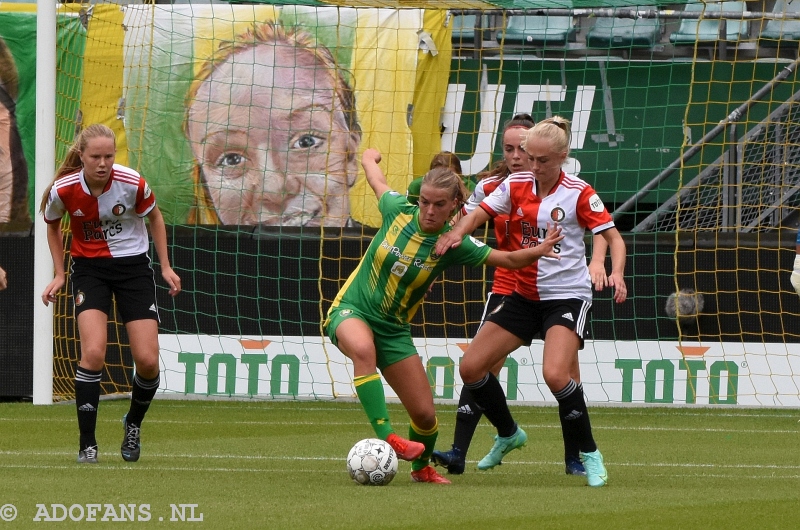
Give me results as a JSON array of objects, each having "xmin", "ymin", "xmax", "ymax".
[{"xmin": 43, "ymin": 0, "xmax": 800, "ymax": 406}]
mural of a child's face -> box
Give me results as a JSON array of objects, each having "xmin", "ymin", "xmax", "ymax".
[
  {"xmin": 0, "ymin": 102, "xmax": 13, "ymax": 222},
  {"xmin": 186, "ymin": 41, "xmax": 359, "ymax": 226}
]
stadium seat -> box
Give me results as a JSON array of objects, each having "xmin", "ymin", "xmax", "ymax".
[
  {"xmin": 759, "ymin": 0, "xmax": 800, "ymax": 47},
  {"xmin": 586, "ymin": 6, "xmax": 662, "ymax": 48},
  {"xmin": 669, "ymin": 1, "xmax": 749, "ymax": 44},
  {"xmin": 497, "ymin": 13, "xmax": 578, "ymax": 46},
  {"xmin": 451, "ymin": 14, "xmax": 490, "ymax": 44}
]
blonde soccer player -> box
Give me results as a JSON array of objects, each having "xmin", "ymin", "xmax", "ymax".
[
  {"xmin": 435, "ymin": 117, "xmax": 627, "ymax": 487},
  {"xmin": 40, "ymin": 124, "xmax": 180, "ymax": 463}
]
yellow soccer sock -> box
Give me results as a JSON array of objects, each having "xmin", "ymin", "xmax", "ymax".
[{"xmin": 409, "ymin": 417, "xmax": 439, "ymax": 471}]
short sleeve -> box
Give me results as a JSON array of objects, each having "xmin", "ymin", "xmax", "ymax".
[
  {"xmin": 450, "ymin": 234, "xmax": 492, "ymax": 267},
  {"xmin": 480, "ymin": 179, "xmax": 512, "ymax": 218},
  {"xmin": 135, "ymin": 177, "xmax": 157, "ymax": 217},
  {"xmin": 576, "ymin": 186, "xmax": 614, "ymax": 233},
  {"xmin": 43, "ymin": 187, "xmax": 65, "ymax": 224},
  {"xmin": 463, "ymin": 179, "xmax": 488, "ymax": 215},
  {"xmin": 378, "ymin": 190, "xmax": 406, "ymax": 222}
]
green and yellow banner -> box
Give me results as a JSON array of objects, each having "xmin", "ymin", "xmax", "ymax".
[{"xmin": 0, "ymin": 7, "xmax": 84, "ymax": 229}]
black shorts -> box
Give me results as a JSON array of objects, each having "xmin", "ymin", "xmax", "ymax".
[
  {"xmin": 479, "ymin": 292, "xmax": 507, "ymax": 328},
  {"xmin": 70, "ymin": 253, "xmax": 159, "ymax": 323},
  {"xmin": 486, "ymin": 292, "xmax": 591, "ymax": 347}
]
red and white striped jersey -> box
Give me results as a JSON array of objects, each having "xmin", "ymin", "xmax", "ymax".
[
  {"xmin": 463, "ymin": 173, "xmax": 515, "ymax": 296},
  {"xmin": 480, "ymin": 171, "xmax": 614, "ymax": 302},
  {"xmin": 44, "ymin": 164, "xmax": 157, "ymax": 258}
]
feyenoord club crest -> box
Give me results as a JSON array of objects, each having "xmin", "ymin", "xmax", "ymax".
[
  {"xmin": 75, "ymin": 291, "xmax": 86, "ymax": 306},
  {"xmin": 550, "ymin": 207, "xmax": 566, "ymax": 222},
  {"xmin": 112, "ymin": 204, "xmax": 126, "ymax": 216}
]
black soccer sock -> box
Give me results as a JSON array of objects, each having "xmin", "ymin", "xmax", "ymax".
[
  {"xmin": 554, "ymin": 379, "xmax": 597, "ymax": 454},
  {"xmin": 464, "ymin": 373, "xmax": 516, "ymax": 438},
  {"xmin": 125, "ymin": 373, "xmax": 160, "ymax": 426},
  {"xmin": 452, "ymin": 386, "xmax": 484, "ymax": 454},
  {"xmin": 75, "ymin": 367, "xmax": 102, "ymax": 449},
  {"xmin": 560, "ymin": 383, "xmax": 583, "ymax": 460}
]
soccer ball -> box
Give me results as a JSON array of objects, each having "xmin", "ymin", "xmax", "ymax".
[
  {"xmin": 346, "ymin": 438, "xmax": 398, "ymax": 486},
  {"xmin": 665, "ymin": 288, "xmax": 705, "ymax": 324}
]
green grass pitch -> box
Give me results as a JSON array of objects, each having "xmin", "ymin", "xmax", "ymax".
[{"xmin": 0, "ymin": 400, "xmax": 797, "ymax": 529}]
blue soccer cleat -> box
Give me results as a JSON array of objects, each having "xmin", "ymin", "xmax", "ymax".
[
  {"xmin": 565, "ymin": 455, "xmax": 587, "ymax": 476},
  {"xmin": 431, "ymin": 445, "xmax": 466, "ymax": 475}
]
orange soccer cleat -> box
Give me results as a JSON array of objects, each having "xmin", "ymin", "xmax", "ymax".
[
  {"xmin": 386, "ymin": 433, "xmax": 425, "ymax": 461},
  {"xmin": 411, "ymin": 465, "xmax": 452, "ymax": 484}
]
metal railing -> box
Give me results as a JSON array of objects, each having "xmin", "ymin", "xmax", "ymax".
[{"xmin": 631, "ymin": 84, "xmax": 800, "ymax": 232}]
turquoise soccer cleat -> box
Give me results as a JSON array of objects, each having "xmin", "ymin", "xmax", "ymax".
[
  {"xmin": 580, "ymin": 449, "xmax": 608, "ymax": 487},
  {"xmin": 477, "ymin": 426, "xmax": 528, "ymax": 470}
]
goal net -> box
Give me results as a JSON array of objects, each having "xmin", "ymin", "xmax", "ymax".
[{"xmin": 28, "ymin": 0, "xmax": 800, "ymax": 406}]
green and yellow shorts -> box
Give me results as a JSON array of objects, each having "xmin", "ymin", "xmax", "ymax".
[{"xmin": 324, "ymin": 304, "xmax": 418, "ymax": 371}]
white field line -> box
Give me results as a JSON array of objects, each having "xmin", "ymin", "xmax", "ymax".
[
  {"xmin": 0, "ymin": 416, "xmax": 795, "ymax": 434},
  {"xmin": 129, "ymin": 402, "xmax": 800, "ymax": 419},
  {"xmin": 0, "ymin": 463, "xmax": 797, "ymax": 480},
  {"xmin": 1, "ymin": 450, "xmax": 799, "ymax": 472}
]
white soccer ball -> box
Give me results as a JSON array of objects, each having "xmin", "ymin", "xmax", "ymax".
[{"xmin": 346, "ymin": 438, "xmax": 398, "ymax": 486}]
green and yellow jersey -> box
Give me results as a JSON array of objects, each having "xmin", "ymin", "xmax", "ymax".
[{"xmin": 328, "ymin": 191, "xmax": 491, "ymax": 326}]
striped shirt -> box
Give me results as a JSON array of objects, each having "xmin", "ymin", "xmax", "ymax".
[
  {"xmin": 481, "ymin": 171, "xmax": 614, "ymax": 302},
  {"xmin": 329, "ymin": 191, "xmax": 492, "ymax": 326},
  {"xmin": 463, "ymin": 173, "xmax": 515, "ymax": 296},
  {"xmin": 43, "ymin": 164, "xmax": 156, "ymax": 258}
]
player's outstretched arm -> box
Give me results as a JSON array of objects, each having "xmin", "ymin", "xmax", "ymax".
[
  {"xmin": 485, "ymin": 224, "xmax": 564, "ymax": 269},
  {"xmin": 361, "ymin": 149, "xmax": 391, "ymax": 201},
  {"xmin": 435, "ymin": 207, "xmax": 491, "ymax": 256}
]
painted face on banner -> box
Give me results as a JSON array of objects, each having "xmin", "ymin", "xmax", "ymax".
[
  {"xmin": 186, "ymin": 42, "xmax": 359, "ymax": 227},
  {"xmin": 0, "ymin": 103, "xmax": 13, "ymax": 222}
]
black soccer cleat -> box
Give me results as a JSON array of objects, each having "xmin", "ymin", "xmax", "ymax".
[
  {"xmin": 121, "ymin": 415, "xmax": 141, "ymax": 462},
  {"xmin": 77, "ymin": 445, "xmax": 99, "ymax": 464}
]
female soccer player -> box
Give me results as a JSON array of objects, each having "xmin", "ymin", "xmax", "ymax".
[
  {"xmin": 435, "ymin": 116, "xmax": 627, "ymax": 487},
  {"xmin": 324, "ymin": 148, "xmax": 563, "ymax": 484},
  {"xmin": 430, "ymin": 114, "xmax": 540, "ymax": 475},
  {"xmin": 40, "ymin": 124, "xmax": 181, "ymax": 464},
  {"xmin": 433, "ymin": 113, "xmax": 617, "ymax": 477}
]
